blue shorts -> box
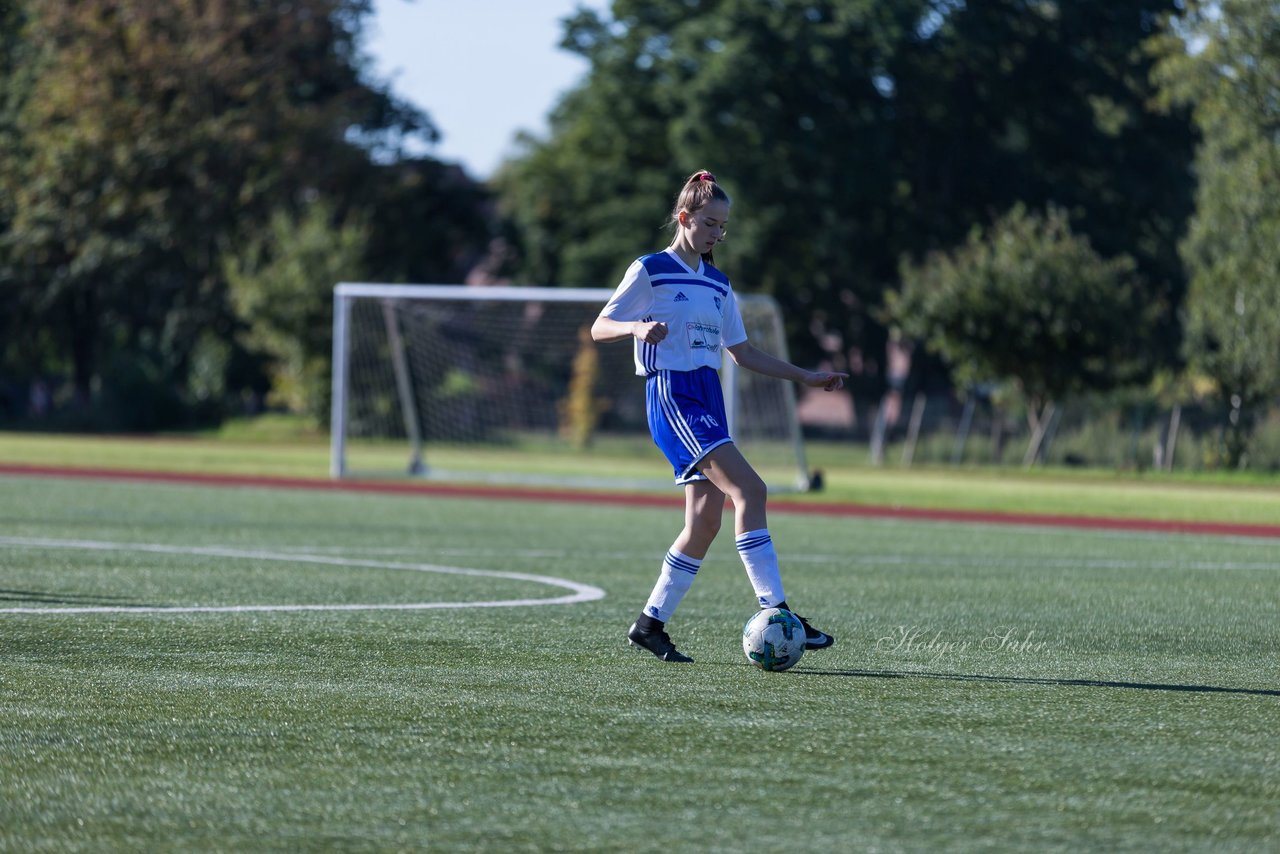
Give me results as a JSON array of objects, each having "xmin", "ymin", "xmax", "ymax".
[{"xmin": 645, "ymin": 367, "xmax": 733, "ymax": 484}]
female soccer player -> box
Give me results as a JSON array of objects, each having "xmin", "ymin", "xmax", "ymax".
[{"xmin": 591, "ymin": 170, "xmax": 848, "ymax": 663}]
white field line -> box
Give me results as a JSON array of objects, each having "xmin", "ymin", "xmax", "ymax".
[{"xmin": 0, "ymin": 536, "xmax": 606, "ymax": 615}]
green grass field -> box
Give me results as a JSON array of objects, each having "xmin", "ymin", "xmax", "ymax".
[{"xmin": 2, "ymin": 467, "xmax": 1278, "ymax": 852}]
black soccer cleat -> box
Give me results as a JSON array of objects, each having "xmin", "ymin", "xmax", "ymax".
[
  {"xmin": 793, "ymin": 613, "xmax": 835, "ymax": 650},
  {"xmin": 627, "ymin": 622, "xmax": 694, "ymax": 663}
]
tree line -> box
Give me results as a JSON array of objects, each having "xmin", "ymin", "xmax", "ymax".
[
  {"xmin": 0, "ymin": 0, "xmax": 492, "ymax": 428},
  {"xmin": 2, "ymin": 0, "xmax": 1277, "ymax": 466}
]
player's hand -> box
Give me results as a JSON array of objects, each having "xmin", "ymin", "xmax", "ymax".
[
  {"xmin": 633, "ymin": 321, "xmax": 668, "ymax": 345},
  {"xmin": 804, "ymin": 371, "xmax": 849, "ymax": 392}
]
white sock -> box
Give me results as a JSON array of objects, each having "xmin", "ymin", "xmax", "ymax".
[
  {"xmin": 736, "ymin": 529, "xmax": 785, "ymax": 608},
  {"xmin": 642, "ymin": 550, "xmax": 703, "ymax": 623}
]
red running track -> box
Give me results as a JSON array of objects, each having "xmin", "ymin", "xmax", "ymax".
[{"xmin": 3, "ymin": 463, "xmax": 1278, "ymax": 539}]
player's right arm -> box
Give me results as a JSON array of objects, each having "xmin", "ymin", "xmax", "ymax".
[
  {"xmin": 591, "ymin": 316, "xmax": 668, "ymax": 344},
  {"xmin": 592, "ymin": 258, "xmax": 666, "ymax": 344}
]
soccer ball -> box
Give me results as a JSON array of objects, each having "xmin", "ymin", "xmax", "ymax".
[{"xmin": 742, "ymin": 608, "xmax": 806, "ymax": 672}]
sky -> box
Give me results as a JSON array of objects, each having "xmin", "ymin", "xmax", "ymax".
[{"xmin": 362, "ymin": 0, "xmax": 609, "ymax": 180}]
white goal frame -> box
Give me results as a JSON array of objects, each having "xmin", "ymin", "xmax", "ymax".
[{"xmin": 330, "ymin": 283, "xmax": 812, "ymax": 491}]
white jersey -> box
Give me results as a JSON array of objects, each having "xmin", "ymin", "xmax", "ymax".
[{"xmin": 600, "ymin": 248, "xmax": 748, "ymax": 375}]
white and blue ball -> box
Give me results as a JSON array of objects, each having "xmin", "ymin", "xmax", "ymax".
[{"xmin": 742, "ymin": 607, "xmax": 806, "ymax": 672}]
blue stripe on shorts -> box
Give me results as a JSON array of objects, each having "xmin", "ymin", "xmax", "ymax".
[{"xmin": 646, "ymin": 366, "xmax": 733, "ymax": 484}]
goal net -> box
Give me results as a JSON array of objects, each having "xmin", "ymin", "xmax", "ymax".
[{"xmin": 331, "ymin": 284, "xmax": 812, "ymax": 492}]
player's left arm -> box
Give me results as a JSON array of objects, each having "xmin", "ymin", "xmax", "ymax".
[{"xmin": 725, "ymin": 341, "xmax": 848, "ymax": 391}]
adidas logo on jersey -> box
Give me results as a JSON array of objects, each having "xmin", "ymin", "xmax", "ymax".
[{"xmin": 673, "ymin": 292, "xmax": 689, "ymax": 302}]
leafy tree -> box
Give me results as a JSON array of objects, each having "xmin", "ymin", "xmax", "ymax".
[
  {"xmin": 499, "ymin": 0, "xmax": 1193, "ymax": 397},
  {"xmin": 893, "ymin": 1, "xmax": 1194, "ymax": 348},
  {"xmin": 224, "ymin": 202, "xmax": 368, "ymax": 424},
  {"xmin": 499, "ymin": 0, "xmax": 930, "ymax": 373},
  {"xmin": 888, "ymin": 204, "xmax": 1142, "ymax": 464},
  {"xmin": 1150, "ymin": 0, "xmax": 1280, "ymax": 467},
  {"xmin": 0, "ymin": 0, "xmax": 482, "ymax": 427},
  {"xmin": 0, "ymin": 0, "xmax": 42, "ymax": 412},
  {"xmin": 358, "ymin": 158, "xmax": 495, "ymax": 286},
  {"xmin": 496, "ymin": 3, "xmax": 686, "ymax": 289}
]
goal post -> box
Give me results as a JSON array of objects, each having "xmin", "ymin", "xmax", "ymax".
[{"xmin": 330, "ymin": 283, "xmax": 813, "ymax": 492}]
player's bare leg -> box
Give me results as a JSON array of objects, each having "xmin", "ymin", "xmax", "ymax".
[
  {"xmin": 673, "ymin": 480, "xmax": 725, "ymax": 558},
  {"xmin": 697, "ymin": 444, "xmax": 834, "ymax": 650}
]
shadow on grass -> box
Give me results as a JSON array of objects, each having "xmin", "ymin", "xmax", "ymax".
[
  {"xmin": 0, "ymin": 588, "xmax": 159, "ymax": 607},
  {"xmin": 796, "ymin": 667, "xmax": 1280, "ymax": 697}
]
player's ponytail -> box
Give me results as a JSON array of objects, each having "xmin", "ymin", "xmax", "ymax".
[{"xmin": 669, "ymin": 170, "xmax": 730, "ymax": 265}]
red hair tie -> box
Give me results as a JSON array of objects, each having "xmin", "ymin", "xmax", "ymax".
[{"xmin": 698, "ymin": 172, "xmax": 716, "ymax": 182}]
